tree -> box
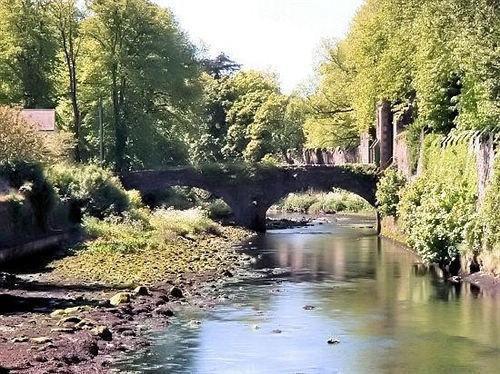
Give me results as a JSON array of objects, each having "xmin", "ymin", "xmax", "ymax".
[
  {"xmin": 304, "ymin": 41, "xmax": 359, "ymax": 148},
  {"xmin": 0, "ymin": 0, "xmax": 59, "ymax": 108},
  {"xmin": 221, "ymin": 71, "xmax": 279, "ymax": 159},
  {"xmin": 51, "ymin": 0, "xmax": 84, "ymax": 161},
  {"xmin": 201, "ymin": 52, "xmax": 240, "ymax": 80},
  {"xmin": 245, "ymin": 94, "xmax": 305, "ymax": 162},
  {"xmin": 81, "ymin": 0, "xmax": 201, "ymax": 170}
]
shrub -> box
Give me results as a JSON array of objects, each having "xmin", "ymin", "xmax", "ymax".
[
  {"xmin": 206, "ymin": 199, "xmax": 232, "ymax": 219},
  {"xmin": 0, "ymin": 160, "xmax": 55, "ymax": 230},
  {"xmin": 48, "ymin": 163, "xmax": 130, "ymax": 218},
  {"xmin": 151, "ymin": 208, "xmax": 220, "ymax": 238},
  {"xmin": 279, "ymin": 192, "xmax": 318, "ymax": 213},
  {"xmin": 278, "ymin": 189, "xmax": 372, "ymax": 214},
  {"xmin": 0, "ymin": 106, "xmax": 48, "ymax": 163},
  {"xmin": 398, "ymin": 137, "xmax": 478, "ymax": 264},
  {"xmin": 376, "ymin": 167, "xmax": 407, "ymax": 217}
]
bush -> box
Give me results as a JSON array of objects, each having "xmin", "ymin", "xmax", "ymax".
[
  {"xmin": 398, "ymin": 137, "xmax": 477, "ymax": 264},
  {"xmin": 206, "ymin": 199, "xmax": 232, "ymax": 219},
  {"xmin": 0, "ymin": 160, "xmax": 55, "ymax": 230},
  {"xmin": 151, "ymin": 208, "xmax": 220, "ymax": 238},
  {"xmin": 0, "ymin": 106, "xmax": 48, "ymax": 163},
  {"xmin": 278, "ymin": 189, "xmax": 372, "ymax": 214},
  {"xmin": 376, "ymin": 167, "xmax": 407, "ymax": 217},
  {"xmin": 48, "ymin": 163, "xmax": 130, "ymax": 218}
]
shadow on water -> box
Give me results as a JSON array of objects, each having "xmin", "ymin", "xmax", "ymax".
[{"xmin": 114, "ymin": 218, "xmax": 500, "ymax": 374}]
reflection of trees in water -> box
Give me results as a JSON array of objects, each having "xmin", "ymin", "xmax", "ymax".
[
  {"xmin": 310, "ymin": 237, "xmax": 500, "ymax": 372},
  {"xmin": 256, "ymin": 233, "xmax": 380, "ymax": 282}
]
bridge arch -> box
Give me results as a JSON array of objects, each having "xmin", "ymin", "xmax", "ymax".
[{"xmin": 121, "ymin": 164, "xmax": 379, "ymax": 232}]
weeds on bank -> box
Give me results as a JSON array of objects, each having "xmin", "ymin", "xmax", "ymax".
[{"xmin": 50, "ymin": 208, "xmax": 243, "ymax": 286}]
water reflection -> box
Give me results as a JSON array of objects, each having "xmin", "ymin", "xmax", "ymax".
[{"xmin": 114, "ymin": 219, "xmax": 500, "ymax": 373}]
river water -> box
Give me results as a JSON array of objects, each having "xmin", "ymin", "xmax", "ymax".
[{"xmin": 115, "ymin": 216, "xmax": 500, "ymax": 373}]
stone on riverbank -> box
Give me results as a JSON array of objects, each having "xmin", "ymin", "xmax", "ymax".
[
  {"xmin": 169, "ymin": 286, "xmax": 184, "ymax": 299},
  {"xmin": 133, "ymin": 286, "xmax": 150, "ymax": 296},
  {"xmin": 154, "ymin": 307, "xmax": 175, "ymax": 317},
  {"xmin": 50, "ymin": 306, "xmax": 90, "ymax": 319},
  {"xmin": 109, "ymin": 292, "xmax": 131, "ymax": 306},
  {"xmin": 91, "ymin": 326, "xmax": 112, "ymax": 341},
  {"xmin": 11, "ymin": 336, "xmax": 29, "ymax": 343},
  {"xmin": 30, "ymin": 337, "xmax": 52, "ymax": 344}
]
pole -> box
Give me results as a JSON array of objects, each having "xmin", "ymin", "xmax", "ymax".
[{"xmin": 98, "ymin": 97, "xmax": 104, "ymax": 165}]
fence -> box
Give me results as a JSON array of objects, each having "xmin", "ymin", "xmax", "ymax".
[{"xmin": 286, "ymin": 147, "xmax": 360, "ymax": 165}]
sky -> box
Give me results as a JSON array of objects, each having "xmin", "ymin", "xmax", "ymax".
[{"xmin": 156, "ymin": 0, "xmax": 364, "ymax": 93}]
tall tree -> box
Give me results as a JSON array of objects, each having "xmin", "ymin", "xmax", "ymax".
[
  {"xmin": 0, "ymin": 0, "xmax": 59, "ymax": 108},
  {"xmin": 82, "ymin": 0, "xmax": 201, "ymax": 170},
  {"xmin": 51, "ymin": 0, "xmax": 84, "ymax": 161}
]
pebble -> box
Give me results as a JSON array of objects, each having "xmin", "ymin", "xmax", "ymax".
[
  {"xmin": 109, "ymin": 292, "xmax": 131, "ymax": 306},
  {"xmin": 169, "ymin": 286, "xmax": 184, "ymax": 299},
  {"xmin": 91, "ymin": 326, "xmax": 113, "ymax": 341},
  {"xmin": 327, "ymin": 337, "xmax": 340, "ymax": 345},
  {"xmin": 30, "ymin": 337, "xmax": 52, "ymax": 344},
  {"xmin": 133, "ymin": 286, "xmax": 150, "ymax": 296}
]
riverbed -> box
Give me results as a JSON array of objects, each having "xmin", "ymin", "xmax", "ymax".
[{"xmin": 114, "ymin": 216, "xmax": 500, "ymax": 373}]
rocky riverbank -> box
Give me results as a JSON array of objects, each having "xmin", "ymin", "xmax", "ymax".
[{"xmin": 0, "ymin": 226, "xmax": 254, "ymax": 373}]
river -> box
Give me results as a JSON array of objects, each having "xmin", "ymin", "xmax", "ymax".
[{"xmin": 114, "ymin": 216, "xmax": 500, "ymax": 373}]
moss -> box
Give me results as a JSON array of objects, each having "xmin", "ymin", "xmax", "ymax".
[{"xmin": 48, "ymin": 208, "xmax": 249, "ymax": 286}]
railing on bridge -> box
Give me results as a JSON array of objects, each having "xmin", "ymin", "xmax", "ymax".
[{"xmin": 284, "ymin": 140, "xmax": 379, "ymax": 167}]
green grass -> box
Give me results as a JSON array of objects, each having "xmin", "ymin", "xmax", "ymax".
[{"xmin": 50, "ymin": 208, "xmax": 247, "ymax": 286}]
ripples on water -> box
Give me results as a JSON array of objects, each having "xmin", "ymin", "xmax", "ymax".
[{"xmin": 114, "ymin": 216, "xmax": 500, "ymax": 373}]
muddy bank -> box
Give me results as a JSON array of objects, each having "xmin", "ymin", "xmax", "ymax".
[{"xmin": 0, "ymin": 227, "xmax": 254, "ymax": 373}]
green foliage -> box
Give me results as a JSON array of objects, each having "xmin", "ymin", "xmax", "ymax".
[
  {"xmin": 376, "ymin": 167, "xmax": 407, "ymax": 217},
  {"xmin": 0, "ymin": 0, "xmax": 59, "ymax": 108},
  {"xmin": 278, "ymin": 189, "xmax": 373, "ymax": 214},
  {"xmin": 308, "ymin": 0, "xmax": 499, "ymax": 148},
  {"xmin": 80, "ymin": 0, "xmax": 201, "ymax": 170},
  {"xmin": 48, "ymin": 163, "xmax": 130, "ymax": 218},
  {"xmin": 304, "ymin": 41, "xmax": 359, "ymax": 148},
  {"xmin": 0, "ymin": 160, "xmax": 56, "ymax": 229},
  {"xmin": 464, "ymin": 157, "xmax": 500, "ymax": 275},
  {"xmin": 244, "ymin": 94, "xmax": 305, "ymax": 162},
  {"xmin": 83, "ymin": 207, "xmax": 219, "ymax": 253},
  {"xmin": 0, "ymin": 106, "xmax": 49, "ymax": 163},
  {"xmin": 143, "ymin": 186, "xmax": 232, "ymax": 219},
  {"xmin": 398, "ymin": 137, "xmax": 478, "ymax": 263}
]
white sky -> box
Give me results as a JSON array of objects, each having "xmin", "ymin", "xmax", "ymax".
[{"xmin": 156, "ymin": 0, "xmax": 363, "ymax": 93}]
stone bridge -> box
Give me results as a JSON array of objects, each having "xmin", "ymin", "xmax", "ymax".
[{"xmin": 121, "ymin": 164, "xmax": 379, "ymax": 232}]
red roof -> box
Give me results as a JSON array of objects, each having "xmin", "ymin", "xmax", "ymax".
[{"xmin": 21, "ymin": 109, "xmax": 56, "ymax": 131}]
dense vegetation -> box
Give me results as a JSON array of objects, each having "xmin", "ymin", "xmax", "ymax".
[
  {"xmin": 464, "ymin": 157, "xmax": 500, "ymax": 275},
  {"xmin": 0, "ymin": 0, "xmax": 498, "ymax": 276},
  {"xmin": 306, "ymin": 0, "xmax": 499, "ymax": 146},
  {"xmin": 0, "ymin": 0, "xmax": 306, "ymax": 170},
  {"xmin": 276, "ymin": 190, "xmax": 373, "ymax": 215}
]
